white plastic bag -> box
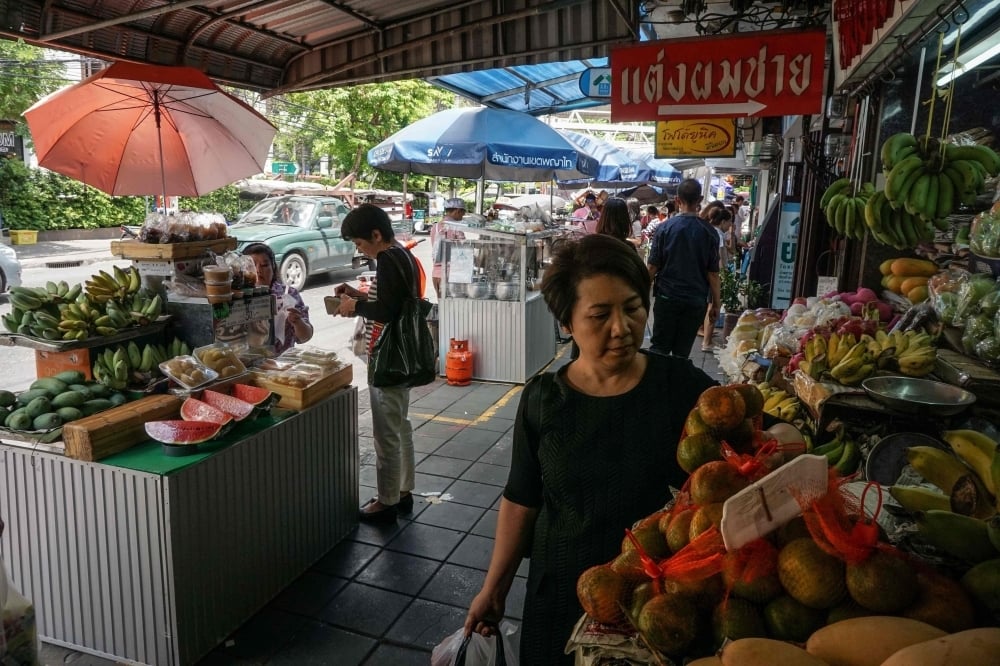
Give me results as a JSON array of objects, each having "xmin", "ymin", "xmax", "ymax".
[
  {"xmin": 0, "ymin": 557, "xmax": 39, "ymax": 665},
  {"xmin": 431, "ymin": 622, "xmax": 519, "ymax": 666}
]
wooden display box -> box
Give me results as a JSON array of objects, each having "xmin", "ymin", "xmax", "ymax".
[
  {"xmin": 110, "ymin": 237, "xmax": 237, "ymax": 260},
  {"xmin": 250, "ymin": 365, "xmax": 353, "ymax": 410},
  {"xmin": 62, "ymin": 394, "xmax": 182, "ymax": 461},
  {"xmin": 35, "ymin": 348, "xmax": 92, "ymax": 380}
]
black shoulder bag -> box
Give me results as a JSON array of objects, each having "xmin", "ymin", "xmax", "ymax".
[{"xmin": 368, "ymin": 248, "xmax": 436, "ymax": 388}]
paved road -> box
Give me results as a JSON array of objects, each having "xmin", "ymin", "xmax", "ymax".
[{"xmin": 0, "ymin": 236, "xmax": 435, "ymax": 392}]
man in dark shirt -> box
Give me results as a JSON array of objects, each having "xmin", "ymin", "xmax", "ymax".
[{"xmin": 646, "ymin": 178, "xmax": 720, "ymax": 356}]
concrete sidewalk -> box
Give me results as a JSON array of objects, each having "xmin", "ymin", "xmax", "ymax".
[{"xmin": 8, "ymin": 237, "xmax": 117, "ymax": 269}]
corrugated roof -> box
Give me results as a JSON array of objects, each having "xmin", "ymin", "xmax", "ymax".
[{"xmin": 428, "ymin": 58, "xmax": 608, "ymax": 116}]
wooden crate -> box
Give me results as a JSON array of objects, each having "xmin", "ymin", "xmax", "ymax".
[
  {"xmin": 110, "ymin": 237, "xmax": 237, "ymax": 260},
  {"xmin": 250, "ymin": 365, "xmax": 353, "ymax": 410},
  {"xmin": 62, "ymin": 394, "xmax": 183, "ymax": 461}
]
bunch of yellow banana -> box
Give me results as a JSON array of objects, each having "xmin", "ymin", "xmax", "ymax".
[
  {"xmin": 84, "ymin": 265, "xmax": 141, "ymax": 304},
  {"xmin": 881, "ymin": 132, "xmax": 1000, "ymax": 237},
  {"xmin": 798, "ymin": 334, "xmax": 828, "ymax": 380},
  {"xmin": 871, "ymin": 329, "xmax": 936, "ymax": 376},
  {"xmin": 826, "ymin": 336, "xmax": 875, "ymax": 386},
  {"xmin": 756, "ymin": 383, "xmax": 800, "ymax": 421},
  {"xmin": 819, "ymin": 178, "xmax": 875, "ymax": 241},
  {"xmin": 894, "ymin": 432, "xmax": 1000, "ymax": 562}
]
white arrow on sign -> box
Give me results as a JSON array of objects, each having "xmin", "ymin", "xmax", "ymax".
[{"xmin": 657, "ymin": 100, "xmax": 767, "ymax": 117}]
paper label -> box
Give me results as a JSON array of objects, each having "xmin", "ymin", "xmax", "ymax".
[
  {"xmin": 816, "ymin": 275, "xmax": 838, "ymax": 297},
  {"xmin": 448, "ymin": 246, "xmax": 475, "ymax": 284},
  {"xmin": 720, "ymin": 454, "xmax": 829, "ymax": 551}
]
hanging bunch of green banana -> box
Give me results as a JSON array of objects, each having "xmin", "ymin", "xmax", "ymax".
[
  {"xmin": 881, "ymin": 132, "xmax": 1000, "ymax": 236},
  {"xmin": 863, "ymin": 188, "xmax": 935, "ymax": 249},
  {"xmin": 819, "ymin": 179, "xmax": 875, "ymax": 241}
]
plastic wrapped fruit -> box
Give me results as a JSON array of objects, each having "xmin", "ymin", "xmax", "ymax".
[{"xmin": 970, "ymin": 209, "xmax": 1000, "ymax": 258}]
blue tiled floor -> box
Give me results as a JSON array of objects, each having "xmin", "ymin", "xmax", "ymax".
[{"xmin": 41, "ymin": 338, "xmax": 724, "ymax": 666}]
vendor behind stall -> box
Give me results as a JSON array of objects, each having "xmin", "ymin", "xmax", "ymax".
[{"xmin": 243, "ymin": 242, "xmax": 314, "ymax": 353}]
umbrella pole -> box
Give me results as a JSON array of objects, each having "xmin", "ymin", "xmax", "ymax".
[
  {"xmin": 403, "ymin": 173, "xmax": 408, "ymax": 233},
  {"xmin": 153, "ymin": 90, "xmax": 169, "ymax": 214}
]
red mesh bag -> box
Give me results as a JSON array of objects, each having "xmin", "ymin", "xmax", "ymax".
[
  {"xmin": 720, "ymin": 537, "xmax": 780, "ymax": 600},
  {"xmin": 620, "ymin": 525, "xmax": 727, "ymax": 595},
  {"xmin": 797, "ymin": 471, "xmax": 883, "ymax": 565}
]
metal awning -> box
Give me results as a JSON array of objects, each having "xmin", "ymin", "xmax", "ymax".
[
  {"xmin": 1, "ymin": 0, "xmax": 638, "ymax": 94},
  {"xmin": 428, "ymin": 58, "xmax": 608, "ymax": 116}
]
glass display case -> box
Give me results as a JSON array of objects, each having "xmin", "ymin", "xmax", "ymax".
[{"xmin": 439, "ymin": 223, "xmax": 564, "ymax": 383}]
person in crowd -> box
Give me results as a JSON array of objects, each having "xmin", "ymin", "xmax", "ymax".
[
  {"xmin": 430, "ymin": 198, "xmax": 466, "ymax": 297},
  {"xmin": 625, "ymin": 198, "xmax": 642, "ymax": 239},
  {"xmin": 464, "ymin": 234, "xmax": 717, "ymax": 664},
  {"xmin": 700, "ymin": 206, "xmax": 734, "ymax": 351},
  {"xmin": 595, "ymin": 197, "xmax": 638, "ymax": 249},
  {"xmin": 731, "ymin": 194, "xmax": 750, "ymax": 263},
  {"xmin": 573, "ymin": 192, "xmax": 602, "ymax": 232},
  {"xmin": 332, "ymin": 204, "xmax": 421, "ymax": 523},
  {"xmin": 646, "ymin": 178, "xmax": 720, "ymax": 357},
  {"xmin": 640, "ymin": 204, "xmax": 659, "ymax": 229},
  {"xmin": 243, "ymin": 242, "xmax": 313, "ymax": 354}
]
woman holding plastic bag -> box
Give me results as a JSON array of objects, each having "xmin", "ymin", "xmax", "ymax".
[{"xmin": 464, "ymin": 235, "xmax": 717, "ymax": 664}]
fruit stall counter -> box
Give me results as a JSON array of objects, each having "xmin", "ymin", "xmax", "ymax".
[{"xmin": 0, "ymin": 386, "xmax": 359, "ymax": 666}]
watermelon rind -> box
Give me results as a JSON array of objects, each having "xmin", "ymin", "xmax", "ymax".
[
  {"xmin": 201, "ymin": 390, "xmax": 254, "ymax": 421},
  {"xmin": 180, "ymin": 397, "xmax": 233, "ymax": 425},
  {"xmin": 145, "ymin": 420, "xmax": 223, "ymax": 445}
]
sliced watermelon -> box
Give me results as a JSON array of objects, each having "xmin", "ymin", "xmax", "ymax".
[
  {"xmin": 180, "ymin": 397, "xmax": 233, "ymax": 425},
  {"xmin": 230, "ymin": 384, "xmax": 273, "ymax": 406},
  {"xmin": 201, "ymin": 390, "xmax": 254, "ymax": 421},
  {"xmin": 145, "ymin": 420, "xmax": 224, "ymax": 445}
]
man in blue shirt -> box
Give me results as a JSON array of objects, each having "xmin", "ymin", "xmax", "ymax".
[{"xmin": 646, "ymin": 179, "xmax": 721, "ymax": 357}]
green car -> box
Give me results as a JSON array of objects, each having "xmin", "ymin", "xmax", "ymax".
[{"xmin": 229, "ymin": 195, "xmax": 359, "ymax": 290}]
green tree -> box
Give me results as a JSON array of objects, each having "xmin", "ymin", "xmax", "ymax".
[
  {"xmin": 0, "ymin": 41, "xmax": 65, "ymax": 129},
  {"xmin": 270, "ymin": 81, "xmax": 454, "ymax": 189}
]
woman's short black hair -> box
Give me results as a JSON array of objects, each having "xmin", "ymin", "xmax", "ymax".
[
  {"xmin": 542, "ymin": 234, "xmax": 651, "ymax": 328},
  {"xmin": 242, "ymin": 242, "xmax": 277, "ymax": 285},
  {"xmin": 340, "ymin": 203, "xmax": 395, "ymax": 242}
]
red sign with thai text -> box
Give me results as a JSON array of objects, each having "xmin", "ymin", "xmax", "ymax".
[{"xmin": 610, "ymin": 29, "xmax": 825, "ymax": 121}]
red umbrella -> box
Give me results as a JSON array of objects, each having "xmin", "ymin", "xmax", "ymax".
[{"xmin": 24, "ymin": 62, "xmax": 275, "ymax": 204}]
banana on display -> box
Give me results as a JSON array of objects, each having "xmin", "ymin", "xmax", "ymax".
[
  {"xmin": 819, "ymin": 178, "xmax": 875, "ymax": 241},
  {"xmin": 873, "ymin": 132, "xmax": 1000, "ymax": 249}
]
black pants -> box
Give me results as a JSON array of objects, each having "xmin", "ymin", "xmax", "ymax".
[{"xmin": 650, "ymin": 296, "xmax": 705, "ymax": 357}]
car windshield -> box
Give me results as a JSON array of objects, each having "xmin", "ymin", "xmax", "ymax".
[{"xmin": 240, "ymin": 199, "xmax": 318, "ymax": 227}]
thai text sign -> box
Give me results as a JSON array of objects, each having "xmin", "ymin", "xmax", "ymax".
[
  {"xmin": 655, "ymin": 119, "xmax": 737, "ymax": 158},
  {"xmin": 611, "ymin": 29, "xmax": 825, "ymax": 121}
]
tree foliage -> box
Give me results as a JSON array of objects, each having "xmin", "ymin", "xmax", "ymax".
[
  {"xmin": 0, "ymin": 41, "xmax": 64, "ymax": 129},
  {"xmin": 270, "ymin": 81, "xmax": 454, "ymax": 190}
]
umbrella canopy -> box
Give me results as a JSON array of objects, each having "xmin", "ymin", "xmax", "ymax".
[
  {"xmin": 557, "ymin": 130, "xmax": 654, "ymax": 187},
  {"xmin": 367, "ymin": 107, "xmax": 598, "ymax": 182},
  {"xmin": 24, "ymin": 62, "xmax": 276, "ymax": 199},
  {"xmin": 493, "ymin": 194, "xmax": 567, "ymax": 211},
  {"xmin": 626, "ymin": 149, "xmax": 683, "ymax": 184}
]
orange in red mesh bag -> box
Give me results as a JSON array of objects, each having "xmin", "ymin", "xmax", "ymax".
[
  {"xmin": 794, "ymin": 474, "xmax": 920, "ymax": 614},
  {"xmin": 630, "ymin": 526, "xmax": 728, "ymax": 657}
]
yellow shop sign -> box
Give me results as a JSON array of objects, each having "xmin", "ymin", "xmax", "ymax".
[{"xmin": 655, "ymin": 119, "xmax": 737, "ymax": 159}]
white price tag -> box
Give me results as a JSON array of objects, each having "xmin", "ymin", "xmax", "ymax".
[
  {"xmin": 816, "ymin": 275, "xmax": 838, "ymax": 297},
  {"xmin": 720, "ymin": 454, "xmax": 830, "ymax": 551}
]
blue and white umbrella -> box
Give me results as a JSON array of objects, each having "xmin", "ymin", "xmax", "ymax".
[
  {"xmin": 557, "ymin": 130, "xmax": 654, "ymax": 187},
  {"xmin": 367, "ymin": 107, "xmax": 598, "ymax": 182},
  {"xmin": 626, "ymin": 149, "xmax": 683, "ymax": 184}
]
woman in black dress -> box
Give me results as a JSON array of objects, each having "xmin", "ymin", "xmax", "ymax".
[{"xmin": 465, "ymin": 234, "xmax": 716, "ymax": 664}]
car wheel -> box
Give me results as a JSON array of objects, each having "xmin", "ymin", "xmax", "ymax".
[{"xmin": 280, "ymin": 253, "xmax": 308, "ymax": 290}]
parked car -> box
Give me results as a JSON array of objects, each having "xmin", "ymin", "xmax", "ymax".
[
  {"xmin": 228, "ymin": 195, "xmax": 357, "ymax": 290},
  {"xmin": 0, "ymin": 243, "xmax": 22, "ymax": 293}
]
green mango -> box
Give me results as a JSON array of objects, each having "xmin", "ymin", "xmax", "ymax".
[
  {"xmin": 80, "ymin": 398, "xmax": 114, "ymax": 416},
  {"xmin": 51, "ymin": 391, "xmax": 87, "ymax": 408},
  {"xmin": 30, "ymin": 377, "xmax": 68, "ymax": 394},
  {"xmin": 25, "ymin": 396, "xmax": 52, "ymax": 419},
  {"xmin": 6, "ymin": 411, "xmax": 32, "ymax": 431},
  {"xmin": 109, "ymin": 393, "xmax": 127, "ymax": 406},
  {"xmin": 52, "ymin": 370, "xmax": 86, "ymax": 385},
  {"xmin": 32, "ymin": 412, "xmax": 62, "ymax": 430},
  {"xmin": 55, "ymin": 407, "xmax": 83, "ymax": 423},
  {"xmin": 16, "ymin": 389, "xmax": 51, "ymax": 406},
  {"xmin": 0, "ymin": 389, "xmax": 15, "ymax": 408},
  {"xmin": 67, "ymin": 384, "xmax": 93, "ymax": 400}
]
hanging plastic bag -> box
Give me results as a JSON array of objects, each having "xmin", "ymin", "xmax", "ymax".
[
  {"xmin": 431, "ymin": 622, "xmax": 519, "ymax": 666},
  {"xmin": 1, "ymin": 558, "xmax": 40, "ymax": 665}
]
